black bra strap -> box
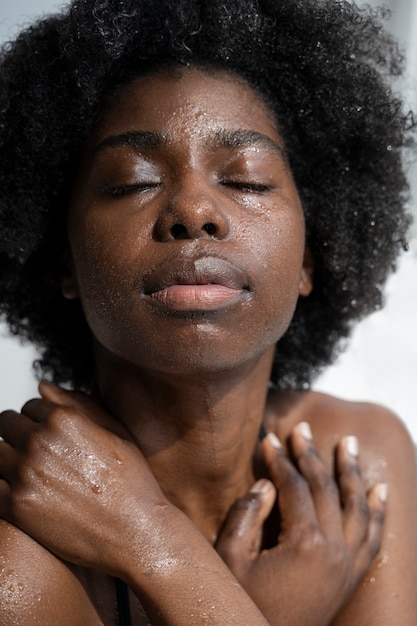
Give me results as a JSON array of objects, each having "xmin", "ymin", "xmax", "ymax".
[
  {"xmin": 115, "ymin": 578, "xmax": 132, "ymax": 626},
  {"xmin": 259, "ymin": 423, "xmax": 267, "ymax": 440}
]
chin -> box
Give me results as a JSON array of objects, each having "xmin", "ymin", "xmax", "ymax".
[{"xmin": 94, "ymin": 327, "xmax": 276, "ymax": 381}]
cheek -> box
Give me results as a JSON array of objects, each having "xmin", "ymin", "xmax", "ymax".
[
  {"xmin": 68, "ymin": 216, "xmax": 146, "ymax": 331},
  {"xmin": 257, "ymin": 210, "xmax": 306, "ymax": 328},
  {"xmin": 256, "ymin": 207, "xmax": 305, "ymax": 284}
]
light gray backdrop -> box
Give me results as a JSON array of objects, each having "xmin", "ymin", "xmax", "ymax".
[{"xmin": 1, "ymin": 0, "xmax": 416, "ymax": 438}]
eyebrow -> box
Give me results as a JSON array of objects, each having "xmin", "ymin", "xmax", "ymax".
[
  {"xmin": 92, "ymin": 128, "xmax": 286, "ymax": 161},
  {"xmin": 209, "ymin": 129, "xmax": 287, "ymax": 161},
  {"xmin": 92, "ymin": 131, "xmax": 164, "ymax": 156}
]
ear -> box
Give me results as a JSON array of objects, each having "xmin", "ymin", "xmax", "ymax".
[
  {"xmin": 299, "ymin": 246, "xmax": 314, "ymax": 297},
  {"xmin": 61, "ymin": 248, "xmax": 79, "ymax": 300}
]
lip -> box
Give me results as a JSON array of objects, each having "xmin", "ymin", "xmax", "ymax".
[{"xmin": 143, "ymin": 256, "xmax": 251, "ymax": 312}]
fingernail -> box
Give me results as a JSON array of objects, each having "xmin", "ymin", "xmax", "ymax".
[
  {"xmin": 39, "ymin": 380, "xmax": 63, "ymax": 399},
  {"xmin": 345, "ymin": 436, "xmax": 359, "ymax": 457},
  {"xmin": 250, "ymin": 479, "xmax": 271, "ymax": 494},
  {"xmin": 297, "ymin": 422, "xmax": 313, "ymax": 441},
  {"xmin": 39, "ymin": 380, "xmax": 58, "ymax": 393},
  {"xmin": 377, "ymin": 483, "xmax": 389, "ymax": 503},
  {"xmin": 266, "ymin": 432, "xmax": 282, "ymax": 449}
]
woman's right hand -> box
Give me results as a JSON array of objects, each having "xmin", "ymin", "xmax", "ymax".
[
  {"xmin": 215, "ymin": 424, "xmax": 387, "ymax": 626},
  {"xmin": 0, "ymin": 382, "xmax": 175, "ymax": 578}
]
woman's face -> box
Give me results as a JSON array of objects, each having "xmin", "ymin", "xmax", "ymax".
[{"xmin": 65, "ymin": 67, "xmax": 312, "ymax": 376}]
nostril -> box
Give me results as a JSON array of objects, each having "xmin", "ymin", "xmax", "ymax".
[
  {"xmin": 171, "ymin": 223, "xmax": 189, "ymax": 239},
  {"xmin": 203, "ymin": 222, "xmax": 216, "ymax": 236}
]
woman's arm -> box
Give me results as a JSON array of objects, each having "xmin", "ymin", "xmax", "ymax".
[
  {"xmin": 0, "ymin": 384, "xmax": 386, "ymax": 625},
  {"xmin": 0, "ymin": 519, "xmax": 107, "ymax": 626}
]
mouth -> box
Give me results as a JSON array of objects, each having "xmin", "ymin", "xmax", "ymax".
[{"xmin": 143, "ymin": 256, "xmax": 251, "ymax": 312}]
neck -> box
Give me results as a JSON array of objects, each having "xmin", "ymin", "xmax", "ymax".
[{"xmin": 93, "ymin": 345, "xmax": 275, "ymax": 542}]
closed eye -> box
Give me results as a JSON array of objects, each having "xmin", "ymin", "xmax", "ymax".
[
  {"xmin": 100, "ymin": 183, "xmax": 161, "ymax": 198},
  {"xmin": 220, "ymin": 181, "xmax": 272, "ymax": 193}
]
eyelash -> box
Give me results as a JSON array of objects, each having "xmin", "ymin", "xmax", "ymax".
[
  {"xmin": 221, "ymin": 181, "xmax": 272, "ymax": 193},
  {"xmin": 101, "ymin": 183, "xmax": 159, "ymax": 198},
  {"xmin": 101, "ymin": 180, "xmax": 272, "ymax": 198}
]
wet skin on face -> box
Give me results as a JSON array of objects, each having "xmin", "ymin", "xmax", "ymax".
[{"xmin": 65, "ymin": 66, "xmax": 312, "ymax": 379}]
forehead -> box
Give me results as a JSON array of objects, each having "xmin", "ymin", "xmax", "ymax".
[{"xmin": 91, "ymin": 66, "xmax": 282, "ymax": 149}]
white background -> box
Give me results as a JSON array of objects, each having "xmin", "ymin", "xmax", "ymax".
[{"xmin": 1, "ymin": 0, "xmax": 416, "ymax": 439}]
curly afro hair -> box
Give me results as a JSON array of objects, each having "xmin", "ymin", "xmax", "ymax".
[{"xmin": 0, "ymin": 0, "xmax": 414, "ymax": 389}]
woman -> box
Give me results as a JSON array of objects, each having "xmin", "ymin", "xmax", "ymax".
[{"xmin": 0, "ymin": 1, "xmax": 416, "ymax": 624}]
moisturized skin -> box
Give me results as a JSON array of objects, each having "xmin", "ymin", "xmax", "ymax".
[
  {"xmin": 0, "ymin": 67, "xmax": 416, "ymax": 626},
  {"xmin": 64, "ymin": 67, "xmax": 311, "ymax": 377}
]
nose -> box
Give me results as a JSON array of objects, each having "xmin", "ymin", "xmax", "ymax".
[{"xmin": 154, "ymin": 176, "xmax": 230, "ymax": 242}]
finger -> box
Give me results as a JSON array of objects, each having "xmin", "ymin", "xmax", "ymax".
[
  {"xmin": 38, "ymin": 381, "xmax": 131, "ymax": 439},
  {"xmin": 21, "ymin": 398, "xmax": 59, "ymax": 423},
  {"xmin": 0, "ymin": 410, "xmax": 36, "ymax": 446},
  {"xmin": 0, "ymin": 478, "xmax": 11, "ymax": 511},
  {"xmin": 0, "ymin": 438, "xmax": 18, "ymax": 482},
  {"xmin": 26, "ymin": 388, "xmax": 105, "ymax": 426},
  {"xmin": 39, "ymin": 380, "xmax": 79, "ymax": 404},
  {"xmin": 289, "ymin": 422, "xmax": 343, "ymax": 538},
  {"xmin": 215, "ymin": 479, "xmax": 276, "ymax": 573},
  {"xmin": 352, "ymin": 483, "xmax": 387, "ymax": 580},
  {"xmin": 262, "ymin": 432, "xmax": 319, "ymax": 537},
  {"xmin": 336, "ymin": 436, "xmax": 369, "ymax": 550},
  {"xmin": 39, "ymin": 381, "xmax": 98, "ymax": 413}
]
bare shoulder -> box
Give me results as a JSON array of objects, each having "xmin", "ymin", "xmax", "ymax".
[
  {"xmin": 320, "ymin": 392, "xmax": 415, "ymax": 482},
  {"xmin": 0, "ymin": 520, "xmax": 103, "ymax": 626},
  {"xmin": 266, "ymin": 389, "xmax": 416, "ymax": 480}
]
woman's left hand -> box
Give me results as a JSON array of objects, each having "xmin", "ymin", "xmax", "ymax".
[{"xmin": 215, "ymin": 425, "xmax": 386, "ymax": 626}]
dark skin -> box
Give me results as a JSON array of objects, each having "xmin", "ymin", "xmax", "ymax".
[{"xmin": 0, "ymin": 67, "xmax": 416, "ymax": 625}]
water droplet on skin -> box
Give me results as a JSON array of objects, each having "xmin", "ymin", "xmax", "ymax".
[
  {"xmin": 378, "ymin": 556, "xmax": 389, "ymax": 569},
  {"xmin": 387, "ymin": 145, "xmax": 392, "ymax": 151},
  {"xmin": 92, "ymin": 484, "xmax": 102, "ymax": 494},
  {"xmin": 370, "ymin": 577, "xmax": 376, "ymax": 583}
]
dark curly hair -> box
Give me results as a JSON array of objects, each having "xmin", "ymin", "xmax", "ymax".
[{"xmin": 0, "ymin": 0, "xmax": 414, "ymax": 389}]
